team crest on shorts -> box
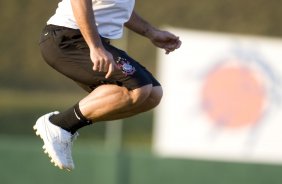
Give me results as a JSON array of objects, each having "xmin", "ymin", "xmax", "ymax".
[{"xmin": 117, "ymin": 57, "xmax": 136, "ymax": 76}]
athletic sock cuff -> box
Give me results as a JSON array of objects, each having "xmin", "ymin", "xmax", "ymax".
[{"xmin": 74, "ymin": 103, "xmax": 92, "ymax": 125}]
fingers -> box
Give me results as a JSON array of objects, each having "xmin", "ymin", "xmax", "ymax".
[
  {"xmin": 92, "ymin": 60, "xmax": 99, "ymax": 71},
  {"xmin": 105, "ymin": 63, "xmax": 114, "ymax": 79},
  {"xmin": 103, "ymin": 55, "xmax": 117, "ymax": 78},
  {"xmin": 165, "ymin": 38, "xmax": 182, "ymax": 54},
  {"xmin": 174, "ymin": 37, "xmax": 182, "ymax": 49},
  {"xmin": 93, "ymin": 60, "xmax": 108, "ymax": 72},
  {"xmin": 91, "ymin": 52, "xmax": 117, "ymax": 78},
  {"xmin": 99, "ymin": 60, "xmax": 105, "ymax": 72},
  {"xmin": 153, "ymin": 31, "xmax": 182, "ymax": 54}
]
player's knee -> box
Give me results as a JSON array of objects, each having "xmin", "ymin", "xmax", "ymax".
[
  {"xmin": 147, "ymin": 86, "xmax": 163, "ymax": 109},
  {"xmin": 152, "ymin": 86, "xmax": 163, "ymax": 106},
  {"xmin": 129, "ymin": 84, "xmax": 153, "ymax": 106}
]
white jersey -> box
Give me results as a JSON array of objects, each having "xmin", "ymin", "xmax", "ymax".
[{"xmin": 47, "ymin": 0, "xmax": 135, "ymax": 39}]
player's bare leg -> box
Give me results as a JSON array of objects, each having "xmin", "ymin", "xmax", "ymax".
[
  {"xmin": 81, "ymin": 86, "xmax": 163, "ymax": 121},
  {"xmin": 79, "ymin": 84, "xmax": 162, "ymax": 122}
]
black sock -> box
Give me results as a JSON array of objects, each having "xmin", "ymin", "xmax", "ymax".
[{"xmin": 49, "ymin": 103, "xmax": 92, "ymax": 134}]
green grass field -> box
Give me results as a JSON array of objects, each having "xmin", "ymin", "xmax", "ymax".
[
  {"xmin": 0, "ymin": 135, "xmax": 115, "ymax": 184},
  {"xmin": 1, "ymin": 135, "xmax": 282, "ymax": 184},
  {"xmin": 1, "ymin": 89, "xmax": 282, "ymax": 184},
  {"xmin": 0, "ymin": 89, "xmax": 153, "ymax": 146}
]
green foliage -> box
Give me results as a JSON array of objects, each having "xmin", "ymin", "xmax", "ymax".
[
  {"xmin": 0, "ymin": 0, "xmax": 282, "ymax": 90},
  {"xmin": 0, "ymin": 89, "xmax": 152, "ymax": 145},
  {"xmin": 0, "ymin": 0, "xmax": 59, "ymax": 89},
  {"xmin": 1, "ymin": 0, "xmax": 282, "ymax": 139},
  {"xmin": 130, "ymin": 0, "xmax": 282, "ymax": 73}
]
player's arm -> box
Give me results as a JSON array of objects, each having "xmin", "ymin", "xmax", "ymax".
[
  {"xmin": 70, "ymin": 0, "xmax": 115, "ymax": 78},
  {"xmin": 125, "ymin": 11, "xmax": 181, "ymax": 54}
]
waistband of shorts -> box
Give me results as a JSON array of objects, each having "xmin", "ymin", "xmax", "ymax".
[
  {"xmin": 45, "ymin": 24, "xmax": 77, "ymax": 31},
  {"xmin": 44, "ymin": 24, "xmax": 111, "ymax": 43}
]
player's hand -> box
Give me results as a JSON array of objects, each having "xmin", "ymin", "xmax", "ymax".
[
  {"xmin": 149, "ymin": 29, "xmax": 182, "ymax": 54},
  {"xmin": 90, "ymin": 47, "xmax": 117, "ymax": 79}
]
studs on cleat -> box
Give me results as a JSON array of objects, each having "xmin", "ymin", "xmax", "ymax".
[
  {"xmin": 34, "ymin": 129, "xmax": 40, "ymax": 135},
  {"xmin": 33, "ymin": 112, "xmax": 75, "ymax": 171}
]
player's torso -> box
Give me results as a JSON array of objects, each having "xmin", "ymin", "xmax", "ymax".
[{"xmin": 47, "ymin": 0, "xmax": 135, "ymax": 39}]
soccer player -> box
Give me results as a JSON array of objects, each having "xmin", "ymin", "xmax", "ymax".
[{"xmin": 34, "ymin": 0, "xmax": 181, "ymax": 170}]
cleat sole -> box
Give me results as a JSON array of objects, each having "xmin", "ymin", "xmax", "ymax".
[{"xmin": 33, "ymin": 114, "xmax": 75, "ymax": 171}]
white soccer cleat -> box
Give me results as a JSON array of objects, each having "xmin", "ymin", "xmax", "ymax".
[{"xmin": 33, "ymin": 112, "xmax": 78, "ymax": 171}]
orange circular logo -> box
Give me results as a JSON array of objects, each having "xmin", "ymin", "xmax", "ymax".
[{"xmin": 201, "ymin": 62, "xmax": 266, "ymax": 129}]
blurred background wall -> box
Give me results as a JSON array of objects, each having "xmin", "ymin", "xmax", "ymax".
[{"xmin": 0, "ymin": 0, "xmax": 282, "ymax": 184}]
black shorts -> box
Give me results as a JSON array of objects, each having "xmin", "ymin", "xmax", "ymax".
[{"xmin": 39, "ymin": 25, "xmax": 161, "ymax": 92}]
